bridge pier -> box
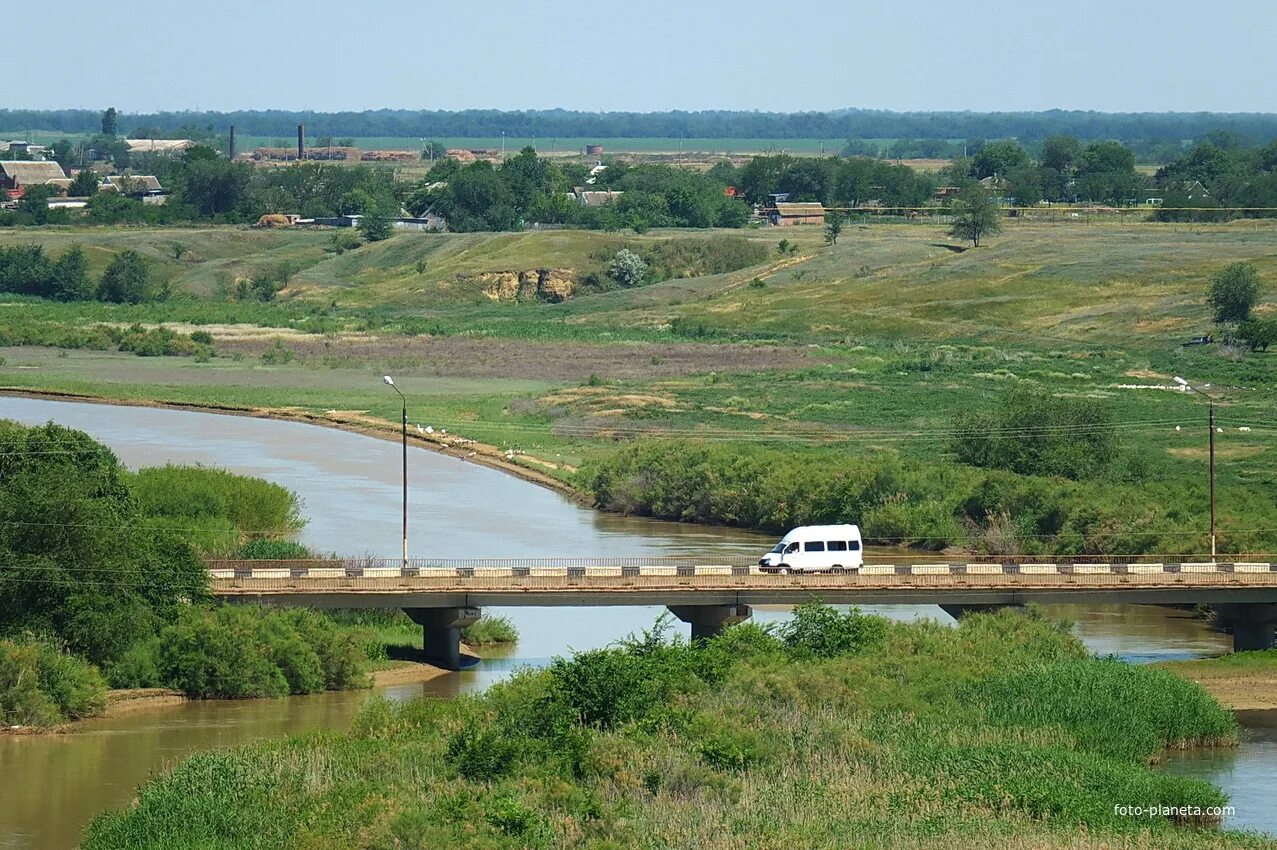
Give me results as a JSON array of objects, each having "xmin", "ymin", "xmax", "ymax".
[
  {"xmin": 1213, "ymin": 603, "xmax": 1277, "ymax": 652},
  {"xmin": 405, "ymin": 606, "xmax": 481, "ymax": 670},
  {"xmin": 668, "ymin": 604, "xmax": 752, "ymax": 642}
]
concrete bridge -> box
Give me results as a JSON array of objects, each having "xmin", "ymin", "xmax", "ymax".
[{"xmin": 207, "ymin": 558, "xmax": 1277, "ymax": 669}]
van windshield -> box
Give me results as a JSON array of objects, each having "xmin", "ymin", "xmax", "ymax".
[{"xmin": 770, "ymin": 543, "xmax": 785, "ymax": 553}]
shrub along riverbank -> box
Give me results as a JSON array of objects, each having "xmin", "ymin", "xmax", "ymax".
[
  {"xmin": 82, "ymin": 607, "xmax": 1251, "ymax": 850},
  {"xmin": 583, "ymin": 439, "xmax": 1277, "ymax": 556},
  {"xmin": 0, "ymin": 420, "xmax": 402, "ymax": 725}
]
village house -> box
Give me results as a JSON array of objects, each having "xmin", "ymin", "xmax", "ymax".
[
  {"xmin": 770, "ymin": 201, "xmax": 825, "ymax": 226},
  {"xmin": 102, "ymin": 174, "xmax": 166, "ymax": 203},
  {"xmin": 574, "ymin": 189, "xmax": 623, "ymax": 206},
  {"xmin": 0, "ymin": 161, "xmax": 69, "ymax": 198},
  {"xmin": 125, "ymin": 139, "xmax": 194, "ymax": 155}
]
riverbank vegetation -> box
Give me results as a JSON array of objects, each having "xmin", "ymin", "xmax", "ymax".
[
  {"xmin": 0, "ymin": 638, "xmax": 106, "ymax": 727},
  {"xmin": 0, "ymin": 420, "xmax": 383, "ymax": 722},
  {"xmin": 583, "ymin": 435, "xmax": 1277, "ymax": 555},
  {"xmin": 81, "ymin": 606, "xmax": 1255, "ymax": 849}
]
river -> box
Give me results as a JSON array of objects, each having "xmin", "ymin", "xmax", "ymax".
[{"xmin": 0, "ymin": 396, "xmax": 1273, "ymax": 847}]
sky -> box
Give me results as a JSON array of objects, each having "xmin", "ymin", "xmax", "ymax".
[{"xmin": 5, "ymin": 0, "xmax": 1276, "ymax": 114}]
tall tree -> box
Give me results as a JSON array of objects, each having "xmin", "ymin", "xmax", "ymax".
[
  {"xmin": 972, "ymin": 140, "xmax": 1029, "ymax": 179},
  {"xmin": 949, "ymin": 183, "xmax": 1002, "ymax": 247},
  {"xmin": 51, "ymin": 245, "xmax": 95, "ymax": 301},
  {"xmin": 101, "ymin": 107, "xmax": 118, "ymax": 137},
  {"xmin": 0, "ymin": 422, "xmax": 206, "ymax": 664},
  {"xmin": 99, "ymin": 250, "xmax": 161, "ymax": 303},
  {"xmin": 68, "ymin": 168, "xmax": 100, "ymax": 198},
  {"xmin": 824, "ymin": 210, "xmax": 845, "ymax": 245},
  {"xmin": 1208, "ymin": 261, "xmax": 1261, "ymax": 324},
  {"xmin": 357, "ymin": 203, "xmax": 393, "ymax": 242}
]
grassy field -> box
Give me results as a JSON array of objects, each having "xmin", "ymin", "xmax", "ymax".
[{"xmin": 2, "ymin": 219, "xmax": 1275, "ymax": 552}]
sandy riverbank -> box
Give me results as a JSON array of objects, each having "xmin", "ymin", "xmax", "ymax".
[{"xmin": 1161, "ymin": 652, "xmax": 1277, "ymax": 711}]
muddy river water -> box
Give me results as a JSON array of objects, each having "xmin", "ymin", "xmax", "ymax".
[{"xmin": 1, "ymin": 396, "xmax": 1273, "ymax": 847}]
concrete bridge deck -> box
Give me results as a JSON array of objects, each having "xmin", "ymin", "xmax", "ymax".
[{"xmin": 208, "ymin": 559, "xmax": 1277, "ymax": 666}]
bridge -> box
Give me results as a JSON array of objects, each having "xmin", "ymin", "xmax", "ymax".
[{"xmin": 207, "ymin": 558, "xmax": 1277, "ymax": 669}]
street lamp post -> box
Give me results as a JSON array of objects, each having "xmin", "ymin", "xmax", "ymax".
[
  {"xmin": 383, "ymin": 375, "xmax": 408, "ymax": 569},
  {"xmin": 1174, "ymin": 376, "xmax": 1216, "ymax": 560}
]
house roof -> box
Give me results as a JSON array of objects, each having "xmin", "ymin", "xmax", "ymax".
[
  {"xmin": 105, "ymin": 174, "xmax": 163, "ymax": 192},
  {"xmin": 577, "ymin": 190, "xmax": 623, "ymax": 206},
  {"xmin": 774, "ymin": 202, "xmax": 825, "ymax": 217},
  {"xmin": 0, "ymin": 161, "xmax": 68, "ymax": 184},
  {"xmin": 125, "ymin": 139, "xmax": 193, "ymax": 153}
]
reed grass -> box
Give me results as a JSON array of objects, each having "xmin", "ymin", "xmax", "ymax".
[{"xmin": 83, "ymin": 608, "xmax": 1253, "ymax": 849}]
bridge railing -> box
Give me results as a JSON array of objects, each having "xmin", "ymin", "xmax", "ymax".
[{"xmin": 204, "ymin": 558, "xmax": 1277, "ymax": 592}]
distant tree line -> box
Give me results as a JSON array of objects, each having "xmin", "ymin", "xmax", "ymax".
[
  {"xmin": 7, "ymin": 107, "xmax": 1277, "ymax": 145},
  {"xmin": 8, "ymin": 135, "xmax": 1277, "ymax": 234}
]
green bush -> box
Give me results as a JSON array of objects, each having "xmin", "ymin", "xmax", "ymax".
[
  {"xmin": 462, "ymin": 615, "xmax": 518, "ymax": 646},
  {"xmin": 260, "ymin": 339, "xmax": 295, "ymax": 365},
  {"xmin": 0, "ymin": 638, "xmax": 107, "ymax": 726},
  {"xmin": 156, "ymin": 606, "xmax": 368, "ymax": 699},
  {"xmin": 106, "ymin": 637, "xmax": 163, "ymax": 689},
  {"xmin": 236, "ymin": 538, "xmax": 312, "ymax": 560},
  {"xmin": 779, "ymin": 604, "xmax": 888, "ymax": 659},
  {"xmin": 952, "ymin": 388, "xmax": 1117, "ymax": 479},
  {"xmin": 129, "ymin": 465, "xmax": 303, "ymax": 556}
]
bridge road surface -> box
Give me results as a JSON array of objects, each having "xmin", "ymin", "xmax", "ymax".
[{"xmin": 208, "ymin": 558, "xmax": 1277, "ymax": 666}]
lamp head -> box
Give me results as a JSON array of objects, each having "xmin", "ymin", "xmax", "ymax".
[{"xmin": 383, "ymin": 375, "xmax": 395, "ymax": 386}]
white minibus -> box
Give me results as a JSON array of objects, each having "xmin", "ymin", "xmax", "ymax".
[{"xmin": 758, "ymin": 524, "xmax": 864, "ymax": 573}]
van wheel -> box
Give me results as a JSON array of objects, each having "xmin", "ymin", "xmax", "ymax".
[
  {"xmin": 830, "ymin": 565, "xmax": 844, "ymax": 574},
  {"xmin": 778, "ymin": 565, "xmax": 790, "ymax": 575}
]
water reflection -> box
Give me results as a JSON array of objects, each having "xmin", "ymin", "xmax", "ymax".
[{"xmin": 1163, "ymin": 710, "xmax": 1277, "ymax": 836}]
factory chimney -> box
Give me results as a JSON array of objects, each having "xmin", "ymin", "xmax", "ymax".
[
  {"xmin": 228, "ymin": 126, "xmax": 236, "ymax": 159},
  {"xmin": 297, "ymin": 124, "xmax": 305, "ymax": 160}
]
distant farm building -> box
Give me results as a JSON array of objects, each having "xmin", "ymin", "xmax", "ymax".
[
  {"xmin": 574, "ymin": 190, "xmax": 623, "ymax": 207},
  {"xmin": 125, "ymin": 139, "xmax": 194, "ymax": 154},
  {"xmin": 253, "ymin": 146, "xmax": 360, "ymax": 162},
  {"xmin": 102, "ymin": 175, "xmax": 166, "ymax": 203},
  {"xmin": 0, "ymin": 161, "xmax": 69, "ymax": 198},
  {"xmin": 770, "ymin": 201, "xmax": 825, "ymax": 226}
]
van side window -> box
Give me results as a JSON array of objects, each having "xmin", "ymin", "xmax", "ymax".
[
  {"xmin": 827, "ymin": 540, "xmax": 847, "ymax": 551},
  {"xmin": 804, "ymin": 541, "xmax": 825, "ymax": 552},
  {"xmin": 785, "ymin": 542, "xmax": 799, "ymax": 553},
  {"xmin": 848, "ymin": 540, "xmax": 861, "ymax": 551}
]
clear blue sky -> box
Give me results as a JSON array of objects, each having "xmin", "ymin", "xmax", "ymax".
[{"xmin": 6, "ymin": 0, "xmax": 1276, "ymax": 113}]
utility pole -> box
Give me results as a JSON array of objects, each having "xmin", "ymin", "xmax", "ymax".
[{"xmin": 383, "ymin": 375, "xmax": 408, "ymax": 568}]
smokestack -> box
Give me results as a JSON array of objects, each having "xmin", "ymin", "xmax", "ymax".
[
  {"xmin": 297, "ymin": 124, "xmax": 305, "ymax": 160},
  {"xmin": 228, "ymin": 125, "xmax": 236, "ymax": 159}
]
